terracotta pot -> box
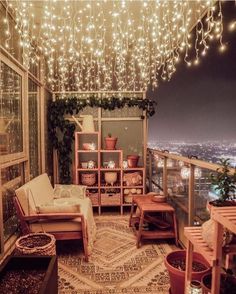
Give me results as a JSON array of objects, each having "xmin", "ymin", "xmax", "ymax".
[
  {"xmin": 201, "ymin": 273, "xmax": 236, "ymax": 294},
  {"xmin": 164, "ymin": 250, "xmax": 210, "ymax": 294},
  {"xmin": 105, "ymin": 137, "xmax": 117, "ymax": 150},
  {"xmin": 127, "ymin": 155, "xmax": 139, "ymax": 168}
]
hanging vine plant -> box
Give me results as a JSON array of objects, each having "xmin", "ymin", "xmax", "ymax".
[{"xmin": 48, "ymin": 96, "xmax": 156, "ymax": 183}]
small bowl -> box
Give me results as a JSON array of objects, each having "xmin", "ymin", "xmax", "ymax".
[
  {"xmin": 82, "ymin": 143, "xmax": 96, "ymax": 150},
  {"xmin": 152, "ymin": 195, "xmax": 166, "ymax": 203}
]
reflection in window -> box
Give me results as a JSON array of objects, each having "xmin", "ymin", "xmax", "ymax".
[
  {"xmin": 1, "ymin": 164, "xmax": 24, "ymax": 242},
  {"xmin": 45, "ymin": 89, "xmax": 53, "ymax": 176},
  {"xmin": 28, "ymin": 79, "xmax": 40, "ymax": 178},
  {"xmin": 0, "ymin": 61, "xmax": 22, "ymax": 155}
]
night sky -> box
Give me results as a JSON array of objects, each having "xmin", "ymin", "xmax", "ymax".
[{"xmin": 148, "ymin": 1, "xmax": 236, "ymax": 142}]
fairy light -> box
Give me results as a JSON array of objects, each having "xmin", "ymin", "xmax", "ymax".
[{"xmin": 4, "ymin": 0, "xmax": 227, "ymax": 91}]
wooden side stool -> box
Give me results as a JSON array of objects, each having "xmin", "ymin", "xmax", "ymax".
[{"xmin": 129, "ymin": 195, "xmax": 178, "ymax": 248}]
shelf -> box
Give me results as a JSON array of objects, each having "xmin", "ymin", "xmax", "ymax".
[
  {"xmin": 100, "ymin": 203, "xmax": 121, "ymax": 207},
  {"xmin": 76, "ymin": 150, "xmax": 98, "ymax": 153},
  {"xmin": 100, "ymin": 168, "xmax": 121, "ymax": 171},
  {"xmin": 74, "ymin": 129, "xmax": 146, "ymax": 215},
  {"xmin": 75, "ymin": 132, "xmax": 99, "ymax": 135},
  {"xmin": 184, "ymin": 226, "xmax": 215, "ymax": 266},
  {"xmin": 123, "ymin": 167, "xmax": 144, "ymax": 171},
  {"xmin": 77, "ymin": 168, "xmax": 99, "ymax": 171},
  {"xmin": 122, "ymin": 186, "xmax": 144, "ymax": 189},
  {"xmin": 100, "ymin": 185, "xmax": 121, "ymax": 188},
  {"xmin": 211, "ymin": 206, "xmax": 236, "ymax": 234},
  {"xmin": 100, "ymin": 149, "xmax": 122, "ymax": 152}
]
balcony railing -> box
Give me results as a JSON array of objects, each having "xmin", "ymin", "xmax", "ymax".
[{"xmin": 146, "ymin": 148, "xmax": 235, "ymax": 247}]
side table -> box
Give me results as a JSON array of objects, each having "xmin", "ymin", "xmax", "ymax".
[{"xmin": 129, "ymin": 195, "xmax": 178, "ymax": 248}]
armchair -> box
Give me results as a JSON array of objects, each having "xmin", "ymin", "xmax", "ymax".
[{"xmin": 14, "ymin": 173, "xmax": 96, "ymax": 261}]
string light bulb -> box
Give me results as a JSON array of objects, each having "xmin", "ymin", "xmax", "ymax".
[{"xmin": 5, "ymin": 0, "xmax": 226, "ymax": 92}]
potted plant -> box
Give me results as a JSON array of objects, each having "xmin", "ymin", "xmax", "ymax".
[
  {"xmin": 209, "ymin": 158, "xmax": 236, "ymax": 208},
  {"xmin": 104, "ymin": 133, "xmax": 117, "ymax": 150},
  {"xmin": 164, "ymin": 250, "xmax": 210, "ymax": 294},
  {"xmin": 201, "ymin": 268, "xmax": 236, "ymax": 294},
  {"xmin": 0, "ymin": 255, "xmax": 58, "ymax": 294}
]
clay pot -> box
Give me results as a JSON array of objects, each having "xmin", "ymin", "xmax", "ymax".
[
  {"xmin": 105, "ymin": 137, "xmax": 117, "ymax": 150},
  {"xmin": 164, "ymin": 250, "xmax": 210, "ymax": 294},
  {"xmin": 127, "ymin": 155, "xmax": 139, "ymax": 168},
  {"xmin": 201, "ymin": 273, "xmax": 236, "ymax": 294}
]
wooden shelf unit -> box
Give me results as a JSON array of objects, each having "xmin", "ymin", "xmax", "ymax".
[
  {"xmin": 184, "ymin": 206, "xmax": 236, "ymax": 294},
  {"xmin": 74, "ymin": 132, "xmax": 145, "ymax": 214}
]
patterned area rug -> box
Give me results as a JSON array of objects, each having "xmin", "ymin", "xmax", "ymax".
[{"xmin": 58, "ymin": 215, "xmax": 174, "ymax": 294}]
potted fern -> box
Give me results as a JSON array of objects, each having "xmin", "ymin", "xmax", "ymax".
[
  {"xmin": 104, "ymin": 133, "xmax": 117, "ymax": 150},
  {"xmin": 209, "ymin": 158, "xmax": 236, "ymax": 207}
]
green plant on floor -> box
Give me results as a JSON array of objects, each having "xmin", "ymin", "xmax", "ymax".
[
  {"xmin": 49, "ymin": 96, "xmax": 156, "ymax": 183},
  {"xmin": 221, "ymin": 268, "xmax": 236, "ymax": 294},
  {"xmin": 210, "ymin": 158, "xmax": 236, "ymax": 204}
]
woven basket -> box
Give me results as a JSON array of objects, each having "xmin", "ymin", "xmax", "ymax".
[
  {"xmin": 101, "ymin": 193, "xmax": 120, "ymax": 205},
  {"xmin": 15, "ymin": 233, "xmax": 56, "ymax": 256}
]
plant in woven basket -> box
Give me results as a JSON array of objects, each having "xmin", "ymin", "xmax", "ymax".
[
  {"xmin": 15, "ymin": 233, "xmax": 56, "ymax": 256},
  {"xmin": 210, "ymin": 158, "xmax": 236, "ymax": 206}
]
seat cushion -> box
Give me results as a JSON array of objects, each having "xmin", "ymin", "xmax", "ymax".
[
  {"xmin": 30, "ymin": 218, "xmax": 82, "ymax": 232},
  {"xmin": 36, "ymin": 203, "xmax": 81, "ymax": 214},
  {"xmin": 15, "ymin": 173, "xmax": 54, "ymax": 215}
]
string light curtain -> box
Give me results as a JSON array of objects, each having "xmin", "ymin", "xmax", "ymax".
[{"xmin": 5, "ymin": 0, "xmax": 225, "ymax": 92}]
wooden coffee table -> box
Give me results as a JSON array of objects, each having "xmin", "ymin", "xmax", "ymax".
[{"xmin": 129, "ymin": 195, "xmax": 178, "ymax": 248}]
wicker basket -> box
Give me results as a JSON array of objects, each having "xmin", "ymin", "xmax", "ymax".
[
  {"xmin": 101, "ymin": 193, "xmax": 121, "ymax": 205},
  {"xmin": 88, "ymin": 192, "xmax": 99, "ymax": 205},
  {"xmin": 81, "ymin": 173, "xmax": 96, "ymax": 186},
  {"xmin": 15, "ymin": 233, "xmax": 56, "ymax": 256}
]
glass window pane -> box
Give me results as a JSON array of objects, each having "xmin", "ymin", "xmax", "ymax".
[
  {"xmin": 0, "ymin": 61, "xmax": 23, "ymax": 156},
  {"xmin": 1, "ymin": 163, "xmax": 24, "ymax": 242},
  {"xmin": 28, "ymin": 79, "xmax": 40, "ymax": 178}
]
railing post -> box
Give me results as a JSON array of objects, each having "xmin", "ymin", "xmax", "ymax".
[
  {"xmin": 188, "ymin": 164, "xmax": 195, "ymax": 226},
  {"xmin": 163, "ymin": 157, "xmax": 168, "ymax": 196},
  {"xmin": 148, "ymin": 150, "xmax": 153, "ymax": 192}
]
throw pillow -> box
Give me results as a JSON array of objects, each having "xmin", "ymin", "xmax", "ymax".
[
  {"xmin": 202, "ymin": 219, "xmax": 233, "ymax": 249},
  {"xmin": 53, "ymin": 184, "xmax": 87, "ymax": 199}
]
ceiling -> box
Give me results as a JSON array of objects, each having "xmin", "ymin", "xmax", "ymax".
[{"xmin": 7, "ymin": 0, "xmax": 221, "ymax": 92}]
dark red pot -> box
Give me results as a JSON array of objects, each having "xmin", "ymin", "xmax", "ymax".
[{"xmin": 164, "ymin": 250, "xmax": 210, "ymax": 294}]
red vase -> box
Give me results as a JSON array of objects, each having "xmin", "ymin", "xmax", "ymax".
[
  {"xmin": 164, "ymin": 250, "xmax": 210, "ymax": 294},
  {"xmin": 127, "ymin": 155, "xmax": 139, "ymax": 168}
]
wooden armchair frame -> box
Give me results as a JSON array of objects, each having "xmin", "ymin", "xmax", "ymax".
[{"xmin": 13, "ymin": 196, "xmax": 89, "ymax": 261}]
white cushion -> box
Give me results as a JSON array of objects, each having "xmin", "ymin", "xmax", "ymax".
[
  {"xmin": 30, "ymin": 218, "xmax": 82, "ymax": 232},
  {"xmin": 36, "ymin": 203, "xmax": 81, "ymax": 214},
  {"xmin": 15, "ymin": 173, "xmax": 54, "ymax": 215},
  {"xmin": 53, "ymin": 184, "xmax": 87, "ymax": 199}
]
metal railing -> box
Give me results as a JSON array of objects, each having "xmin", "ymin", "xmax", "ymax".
[{"xmin": 146, "ymin": 148, "xmax": 235, "ymax": 246}]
